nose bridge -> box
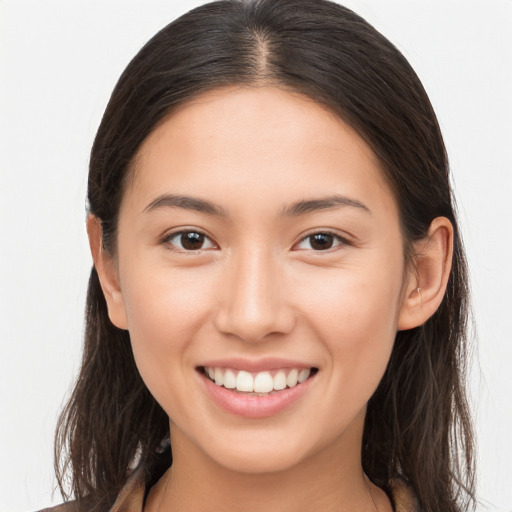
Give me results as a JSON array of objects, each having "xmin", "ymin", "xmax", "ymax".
[{"xmin": 214, "ymin": 244, "xmax": 294, "ymax": 342}]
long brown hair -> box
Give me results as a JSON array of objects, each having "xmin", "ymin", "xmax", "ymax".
[{"xmin": 55, "ymin": 1, "xmax": 476, "ymax": 510}]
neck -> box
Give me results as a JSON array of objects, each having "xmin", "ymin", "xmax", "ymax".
[{"xmin": 146, "ymin": 417, "xmax": 389, "ymax": 512}]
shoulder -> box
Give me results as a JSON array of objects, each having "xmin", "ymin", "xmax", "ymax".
[
  {"xmin": 36, "ymin": 504, "xmax": 79, "ymax": 512},
  {"xmin": 35, "ymin": 500, "xmax": 109, "ymax": 512},
  {"xmin": 389, "ymin": 478, "xmax": 421, "ymax": 512},
  {"xmin": 36, "ymin": 462, "xmax": 147, "ymax": 512}
]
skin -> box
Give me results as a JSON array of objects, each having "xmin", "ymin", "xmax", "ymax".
[{"xmin": 89, "ymin": 86, "xmax": 453, "ymax": 512}]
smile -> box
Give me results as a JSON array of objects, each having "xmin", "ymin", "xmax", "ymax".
[
  {"xmin": 203, "ymin": 366, "xmax": 315, "ymax": 395},
  {"xmin": 197, "ymin": 360, "xmax": 319, "ymax": 418}
]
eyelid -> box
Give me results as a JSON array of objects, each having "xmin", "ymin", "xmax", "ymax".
[
  {"xmin": 161, "ymin": 228, "xmax": 218, "ymax": 252},
  {"xmin": 293, "ymin": 230, "xmax": 352, "ymax": 251},
  {"xmin": 159, "ymin": 227, "xmax": 352, "ymax": 253}
]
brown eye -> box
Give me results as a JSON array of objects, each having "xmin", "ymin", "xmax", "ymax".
[
  {"xmin": 181, "ymin": 232, "xmax": 205, "ymax": 250},
  {"xmin": 164, "ymin": 230, "xmax": 216, "ymax": 251},
  {"xmin": 309, "ymin": 233, "xmax": 334, "ymax": 250},
  {"xmin": 296, "ymin": 232, "xmax": 346, "ymax": 251}
]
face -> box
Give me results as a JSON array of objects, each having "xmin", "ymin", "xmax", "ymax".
[{"xmin": 108, "ymin": 86, "xmax": 411, "ymax": 474}]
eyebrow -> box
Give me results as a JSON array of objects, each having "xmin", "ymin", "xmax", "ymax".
[
  {"xmin": 144, "ymin": 194, "xmax": 228, "ymax": 216},
  {"xmin": 281, "ymin": 195, "xmax": 371, "ymax": 216},
  {"xmin": 143, "ymin": 193, "xmax": 370, "ymax": 217}
]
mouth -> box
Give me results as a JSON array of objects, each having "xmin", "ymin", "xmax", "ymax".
[{"xmin": 198, "ymin": 366, "xmax": 319, "ymax": 396}]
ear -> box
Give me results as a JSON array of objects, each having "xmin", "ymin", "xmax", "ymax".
[
  {"xmin": 87, "ymin": 215, "xmax": 129, "ymax": 330},
  {"xmin": 398, "ymin": 217, "xmax": 454, "ymax": 331}
]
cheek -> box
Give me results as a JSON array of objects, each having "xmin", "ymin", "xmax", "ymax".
[
  {"xmin": 119, "ymin": 266, "xmax": 216, "ymax": 402},
  {"xmin": 301, "ymin": 261, "xmax": 402, "ymax": 335},
  {"xmin": 297, "ymin": 255, "xmax": 403, "ymax": 389},
  {"xmin": 121, "ymin": 258, "xmax": 218, "ymax": 331}
]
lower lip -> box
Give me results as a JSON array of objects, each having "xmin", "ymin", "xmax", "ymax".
[{"xmin": 199, "ymin": 370, "xmax": 315, "ymax": 418}]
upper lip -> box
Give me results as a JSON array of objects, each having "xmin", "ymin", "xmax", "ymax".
[{"xmin": 198, "ymin": 357, "xmax": 317, "ymax": 373}]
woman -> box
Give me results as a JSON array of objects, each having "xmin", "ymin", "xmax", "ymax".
[{"xmin": 45, "ymin": 0, "xmax": 475, "ymax": 510}]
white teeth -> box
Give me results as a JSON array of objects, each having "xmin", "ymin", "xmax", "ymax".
[
  {"xmin": 236, "ymin": 370, "xmax": 254, "ymax": 392},
  {"xmin": 254, "ymin": 372, "xmax": 274, "ymax": 393},
  {"xmin": 286, "ymin": 369, "xmax": 298, "ymax": 387},
  {"xmin": 298, "ymin": 368, "xmax": 311, "ymax": 383},
  {"xmin": 214, "ymin": 368, "xmax": 224, "ymax": 386},
  {"xmin": 206, "ymin": 366, "xmax": 314, "ymax": 392},
  {"xmin": 273, "ymin": 370, "xmax": 287, "ymax": 390},
  {"xmin": 223, "ymin": 369, "xmax": 236, "ymax": 389}
]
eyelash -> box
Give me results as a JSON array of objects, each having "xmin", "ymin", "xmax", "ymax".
[
  {"xmin": 295, "ymin": 231, "xmax": 350, "ymax": 251},
  {"xmin": 161, "ymin": 229, "xmax": 217, "ymax": 252},
  {"xmin": 161, "ymin": 229, "xmax": 350, "ymax": 253}
]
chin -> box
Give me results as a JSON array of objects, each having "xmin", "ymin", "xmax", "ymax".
[
  {"xmin": 194, "ymin": 421, "xmax": 341, "ymax": 476},
  {"xmin": 209, "ymin": 444, "xmax": 308, "ymax": 475}
]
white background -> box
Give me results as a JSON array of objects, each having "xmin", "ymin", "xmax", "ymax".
[{"xmin": 1, "ymin": 1, "xmax": 511, "ymax": 511}]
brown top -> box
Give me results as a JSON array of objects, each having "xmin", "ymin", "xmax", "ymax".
[{"xmin": 39, "ymin": 465, "xmax": 420, "ymax": 512}]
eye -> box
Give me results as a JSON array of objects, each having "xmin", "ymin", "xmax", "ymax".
[
  {"xmin": 163, "ymin": 230, "xmax": 217, "ymax": 252},
  {"xmin": 295, "ymin": 232, "xmax": 347, "ymax": 251}
]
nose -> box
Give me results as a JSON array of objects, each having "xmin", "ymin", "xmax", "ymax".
[{"xmin": 213, "ymin": 248, "xmax": 296, "ymax": 342}]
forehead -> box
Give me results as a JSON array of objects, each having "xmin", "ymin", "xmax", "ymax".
[{"xmin": 124, "ymin": 85, "xmax": 396, "ymax": 218}]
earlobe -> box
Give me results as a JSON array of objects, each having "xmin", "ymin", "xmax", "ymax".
[
  {"xmin": 86, "ymin": 215, "xmax": 129, "ymax": 330},
  {"xmin": 397, "ymin": 217, "xmax": 454, "ymax": 331}
]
